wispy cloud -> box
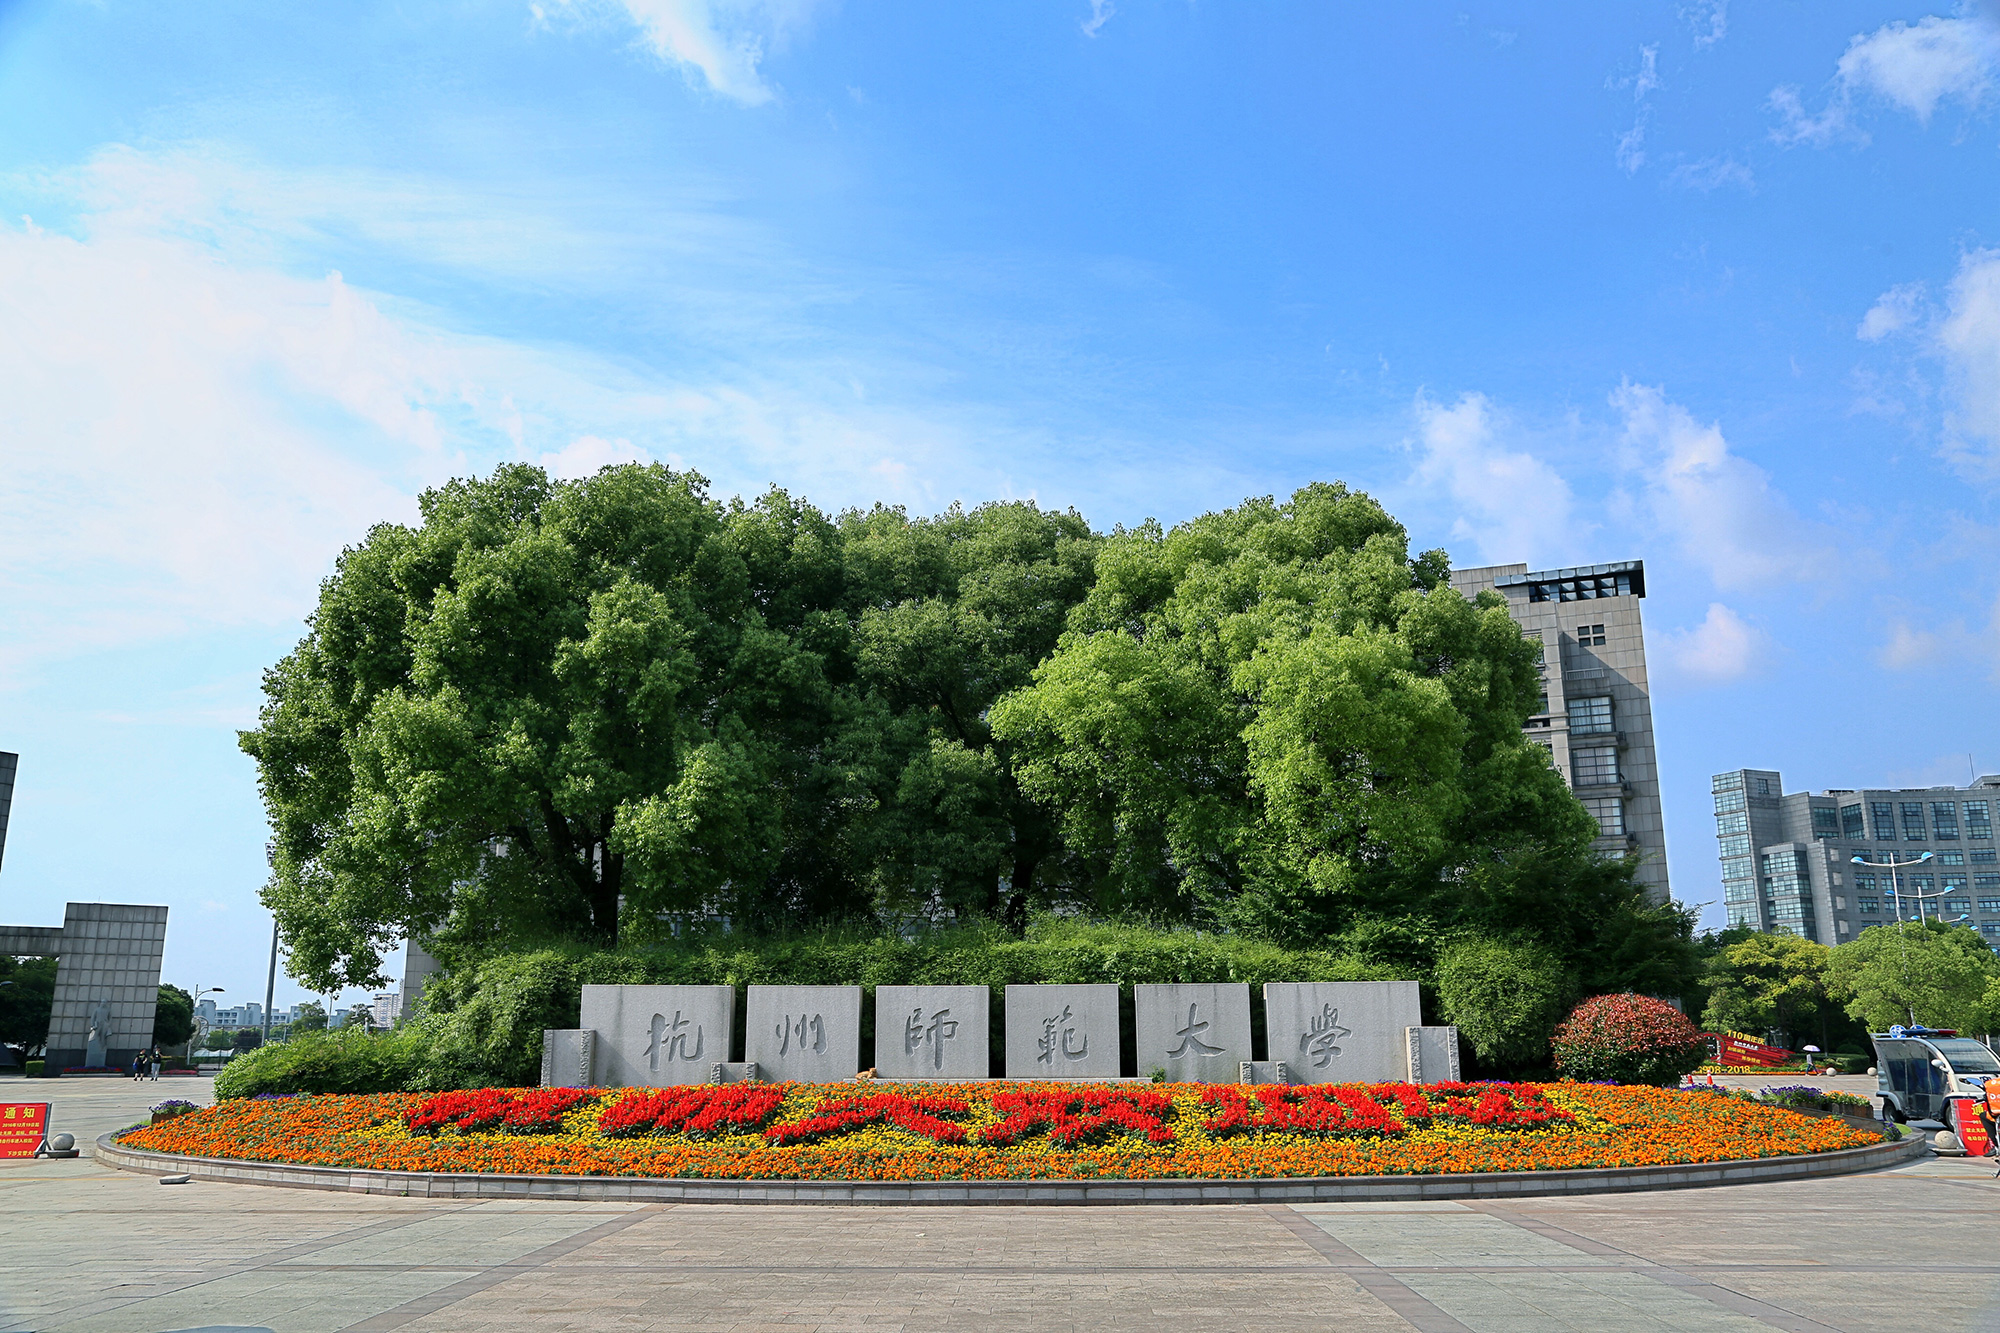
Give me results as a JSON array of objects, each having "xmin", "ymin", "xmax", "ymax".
[
  {"xmin": 1770, "ymin": 12, "xmax": 2000, "ymax": 146},
  {"xmin": 1409, "ymin": 392, "xmax": 1580, "ymax": 568},
  {"xmin": 556, "ymin": 0, "xmax": 825, "ymax": 105},
  {"xmin": 1859, "ymin": 281, "xmax": 1928, "ymax": 341},
  {"xmin": 1609, "ymin": 45, "xmax": 1661, "ymax": 174},
  {"xmin": 1611, "ymin": 383, "xmax": 1831, "ymax": 589},
  {"xmin": 1665, "ymin": 155, "xmax": 1754, "ymax": 192},
  {"xmin": 1940, "ymin": 248, "xmax": 2000, "ymax": 477},
  {"xmin": 1682, "ymin": 0, "xmax": 1727, "ymax": 50},
  {"xmin": 1081, "ymin": 0, "xmax": 1115, "ymax": 39}
]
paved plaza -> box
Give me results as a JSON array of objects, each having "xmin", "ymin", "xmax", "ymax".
[{"xmin": 4, "ymin": 1077, "xmax": 1999, "ymax": 1332}]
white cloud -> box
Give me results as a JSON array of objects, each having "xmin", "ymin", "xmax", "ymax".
[
  {"xmin": 569, "ymin": 0, "xmax": 824, "ymax": 105},
  {"xmin": 1771, "ymin": 13, "xmax": 2000, "ymax": 145},
  {"xmin": 1611, "ymin": 383, "xmax": 1830, "ymax": 589},
  {"xmin": 1859, "ymin": 281, "xmax": 1928, "ymax": 340},
  {"xmin": 0, "ymin": 145, "xmax": 1024, "ymax": 677},
  {"xmin": 1879, "ymin": 620, "xmax": 1944, "ymax": 669},
  {"xmin": 1081, "ymin": 0, "xmax": 1115, "ymax": 39},
  {"xmin": 1665, "ymin": 155, "xmax": 1754, "ymax": 191},
  {"xmin": 1615, "ymin": 121, "xmax": 1649, "ymax": 174},
  {"xmin": 1658, "ymin": 603, "xmax": 1767, "ymax": 683},
  {"xmin": 1410, "ymin": 392, "xmax": 1579, "ymax": 567},
  {"xmin": 1682, "ymin": 0, "xmax": 1727, "ymax": 50},
  {"xmin": 1610, "ymin": 46, "xmax": 1660, "ymax": 174},
  {"xmin": 1939, "ymin": 249, "xmax": 2000, "ymax": 475}
]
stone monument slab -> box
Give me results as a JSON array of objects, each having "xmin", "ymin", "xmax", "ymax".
[
  {"xmin": 746, "ymin": 985, "xmax": 863, "ymax": 1083},
  {"xmin": 1003, "ymin": 984, "xmax": 1121, "ymax": 1079},
  {"xmin": 1263, "ymin": 981, "xmax": 1422, "ymax": 1083},
  {"xmin": 579, "ymin": 984, "xmax": 734, "ymax": 1088},
  {"xmin": 1405, "ymin": 1025, "xmax": 1462, "ymax": 1084},
  {"xmin": 1134, "ymin": 983, "xmax": 1252, "ymax": 1083},
  {"xmin": 540, "ymin": 1029, "xmax": 595, "ymax": 1088},
  {"xmin": 873, "ymin": 985, "xmax": 991, "ymax": 1080}
]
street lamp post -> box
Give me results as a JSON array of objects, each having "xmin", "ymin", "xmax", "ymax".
[
  {"xmin": 1854, "ymin": 851, "xmax": 1946, "ymax": 1026},
  {"xmin": 261, "ymin": 842, "xmax": 279, "ymax": 1048},
  {"xmin": 188, "ymin": 986, "xmax": 225, "ymax": 1062}
]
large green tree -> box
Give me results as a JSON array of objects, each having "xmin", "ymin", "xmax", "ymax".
[
  {"xmin": 1827, "ymin": 920, "xmax": 1998, "ymax": 1031},
  {"xmin": 0, "ymin": 955, "xmax": 58, "ymax": 1050},
  {"xmin": 988, "ymin": 483, "xmax": 1687, "ymax": 982},
  {"xmin": 1699, "ymin": 934, "xmax": 1834, "ymax": 1048}
]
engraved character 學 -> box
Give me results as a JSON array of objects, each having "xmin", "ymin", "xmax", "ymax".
[{"xmin": 1298, "ymin": 1003, "xmax": 1351, "ymax": 1068}]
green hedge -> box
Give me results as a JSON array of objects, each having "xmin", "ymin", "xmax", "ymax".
[{"xmin": 219, "ymin": 920, "xmax": 1397, "ymax": 1095}]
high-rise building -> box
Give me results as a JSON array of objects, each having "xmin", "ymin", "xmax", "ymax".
[
  {"xmin": 1448, "ymin": 560, "xmax": 1670, "ymax": 903},
  {"xmin": 1711, "ymin": 769, "xmax": 2000, "ymax": 946}
]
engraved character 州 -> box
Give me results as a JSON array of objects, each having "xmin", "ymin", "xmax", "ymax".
[{"xmin": 777, "ymin": 1012, "xmax": 827, "ymax": 1057}]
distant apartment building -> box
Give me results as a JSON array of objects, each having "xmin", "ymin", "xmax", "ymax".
[
  {"xmin": 1712, "ymin": 769, "xmax": 2000, "ymax": 945},
  {"xmin": 1448, "ymin": 560, "xmax": 1670, "ymax": 903},
  {"xmin": 371, "ymin": 990, "xmax": 402, "ymax": 1028}
]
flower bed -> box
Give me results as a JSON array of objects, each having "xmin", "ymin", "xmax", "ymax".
[{"xmin": 116, "ymin": 1080, "xmax": 1880, "ymax": 1182}]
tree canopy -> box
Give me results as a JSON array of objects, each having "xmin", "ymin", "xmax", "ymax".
[
  {"xmin": 1826, "ymin": 920, "xmax": 1998, "ymax": 1032},
  {"xmin": 244, "ymin": 464, "xmax": 1685, "ymax": 996}
]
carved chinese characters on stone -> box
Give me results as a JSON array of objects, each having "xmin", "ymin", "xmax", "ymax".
[
  {"xmin": 580, "ymin": 985, "xmax": 734, "ymax": 1088},
  {"xmin": 874, "ymin": 985, "xmax": 990, "ymax": 1080},
  {"xmin": 1297, "ymin": 1003, "xmax": 1352, "ymax": 1070},
  {"xmin": 1134, "ymin": 984, "xmax": 1250, "ymax": 1082},
  {"xmin": 1004, "ymin": 984, "xmax": 1120, "ymax": 1079},
  {"xmin": 746, "ymin": 985, "xmax": 862, "ymax": 1083},
  {"xmin": 1263, "ymin": 982, "xmax": 1421, "ymax": 1084}
]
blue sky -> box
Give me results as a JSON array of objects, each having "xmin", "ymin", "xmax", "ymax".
[{"xmin": 2, "ymin": 0, "xmax": 1998, "ymax": 1008}]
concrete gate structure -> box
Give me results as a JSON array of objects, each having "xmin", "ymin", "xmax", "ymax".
[{"xmin": 0, "ymin": 902, "xmax": 169, "ymax": 1071}]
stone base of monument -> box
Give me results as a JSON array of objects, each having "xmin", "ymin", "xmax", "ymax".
[
  {"xmin": 1238, "ymin": 1060, "xmax": 1292, "ymax": 1084},
  {"xmin": 709, "ymin": 1062, "xmax": 760, "ymax": 1084}
]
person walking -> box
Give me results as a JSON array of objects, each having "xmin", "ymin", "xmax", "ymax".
[
  {"xmin": 1980, "ymin": 1078, "xmax": 2000, "ymax": 1177},
  {"xmin": 130, "ymin": 1049, "xmax": 143, "ymax": 1080},
  {"xmin": 148, "ymin": 1046, "xmax": 162, "ymax": 1081}
]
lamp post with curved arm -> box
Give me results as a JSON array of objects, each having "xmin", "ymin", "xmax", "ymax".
[{"xmin": 1854, "ymin": 851, "xmax": 1941, "ymax": 1026}]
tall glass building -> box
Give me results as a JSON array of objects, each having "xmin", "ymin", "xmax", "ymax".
[{"xmin": 1711, "ymin": 768, "xmax": 2000, "ymax": 946}]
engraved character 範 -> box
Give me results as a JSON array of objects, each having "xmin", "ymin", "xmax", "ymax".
[{"xmin": 1037, "ymin": 1005, "xmax": 1088, "ymax": 1067}]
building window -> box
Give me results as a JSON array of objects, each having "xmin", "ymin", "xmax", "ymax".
[
  {"xmin": 1980, "ymin": 898, "xmax": 2000, "ymax": 914},
  {"xmin": 1838, "ymin": 919, "xmax": 1852, "ymax": 935},
  {"xmin": 1933, "ymin": 802, "xmax": 1961, "ymax": 839},
  {"xmin": 1716, "ymin": 812, "xmax": 1748, "ymax": 835},
  {"xmin": 1755, "ymin": 777, "xmax": 1772, "ymax": 795},
  {"xmin": 1718, "ymin": 834, "xmax": 1750, "ymax": 858},
  {"xmin": 1721, "ymin": 856, "xmax": 1753, "ymax": 882},
  {"xmin": 1977, "ymin": 876, "xmax": 2000, "ymax": 892},
  {"xmin": 1901, "ymin": 802, "xmax": 1928, "ymax": 840},
  {"xmin": 1855, "ymin": 873, "xmax": 1877, "ymax": 893},
  {"xmin": 1572, "ymin": 745, "xmax": 1619, "ymax": 787},
  {"xmin": 1576, "ymin": 623, "xmax": 1606, "ymax": 646},
  {"xmin": 1583, "ymin": 796, "xmax": 1625, "ymax": 837},
  {"xmin": 1835, "ymin": 894, "xmax": 1847, "ymax": 910},
  {"xmin": 1858, "ymin": 897, "xmax": 1880, "ymax": 913},
  {"xmin": 1974, "ymin": 849, "xmax": 1997, "ymax": 865},
  {"xmin": 1841, "ymin": 804, "xmax": 1865, "ymax": 840},
  {"xmin": 1944, "ymin": 875, "xmax": 1968, "ymax": 893},
  {"xmin": 1724, "ymin": 880, "xmax": 1758, "ymax": 905},
  {"xmin": 1714, "ymin": 787, "xmax": 1746, "ymax": 815},
  {"xmin": 1812, "ymin": 807, "xmax": 1840, "ymax": 839},
  {"xmin": 1968, "ymin": 802, "xmax": 1993, "ymax": 839},
  {"xmin": 1939, "ymin": 850, "xmax": 1966, "ymax": 866},
  {"xmin": 1713, "ymin": 772, "xmax": 1744, "ymax": 792},
  {"xmin": 1871, "ymin": 801, "xmax": 1897, "ymax": 840},
  {"xmin": 1568, "ymin": 696, "xmax": 1613, "ymax": 735},
  {"xmin": 1942, "ymin": 898, "xmax": 1971, "ymax": 915}
]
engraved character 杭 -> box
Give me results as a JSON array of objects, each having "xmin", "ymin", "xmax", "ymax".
[{"xmin": 647, "ymin": 1009, "xmax": 704, "ymax": 1074}]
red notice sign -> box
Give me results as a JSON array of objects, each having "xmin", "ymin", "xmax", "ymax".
[
  {"xmin": 1951, "ymin": 1098, "xmax": 1992, "ymax": 1157},
  {"xmin": 0, "ymin": 1103, "xmax": 50, "ymax": 1158}
]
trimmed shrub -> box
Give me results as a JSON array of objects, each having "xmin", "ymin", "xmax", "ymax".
[
  {"xmin": 1550, "ymin": 992, "xmax": 1707, "ymax": 1087},
  {"xmin": 213, "ymin": 1023, "xmax": 458, "ymax": 1098},
  {"xmin": 1433, "ymin": 937, "xmax": 1569, "ymax": 1071}
]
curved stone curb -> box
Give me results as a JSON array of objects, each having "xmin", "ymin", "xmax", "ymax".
[{"xmin": 93, "ymin": 1129, "xmax": 1928, "ymax": 1205}]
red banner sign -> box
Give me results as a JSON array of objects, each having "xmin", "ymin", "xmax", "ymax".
[
  {"xmin": 0, "ymin": 1103, "xmax": 49, "ymax": 1158},
  {"xmin": 1952, "ymin": 1098, "xmax": 1992, "ymax": 1157},
  {"xmin": 1712, "ymin": 1035, "xmax": 1795, "ymax": 1067}
]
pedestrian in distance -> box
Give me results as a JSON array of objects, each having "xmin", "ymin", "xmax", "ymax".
[
  {"xmin": 148, "ymin": 1046, "xmax": 162, "ymax": 1081},
  {"xmin": 130, "ymin": 1050, "xmax": 143, "ymax": 1079},
  {"xmin": 1981, "ymin": 1078, "xmax": 2000, "ymax": 1177}
]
